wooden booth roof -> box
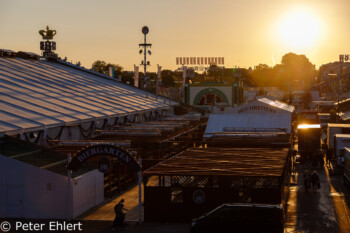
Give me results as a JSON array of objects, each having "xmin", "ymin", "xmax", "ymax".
[{"xmin": 143, "ymin": 147, "xmax": 289, "ymax": 177}]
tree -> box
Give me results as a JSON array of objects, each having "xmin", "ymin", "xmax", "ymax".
[
  {"xmin": 92, "ymin": 60, "xmax": 123, "ymax": 77},
  {"xmin": 161, "ymin": 70, "xmax": 175, "ymax": 88},
  {"xmin": 250, "ymin": 53, "xmax": 317, "ymax": 91},
  {"xmin": 281, "ymin": 53, "xmax": 317, "ymax": 90},
  {"xmin": 121, "ymin": 71, "xmax": 134, "ymax": 85},
  {"xmin": 250, "ymin": 64, "xmax": 276, "ymax": 87},
  {"xmin": 92, "ymin": 60, "xmax": 107, "ymax": 73},
  {"xmin": 255, "ymin": 64, "xmax": 270, "ymax": 71}
]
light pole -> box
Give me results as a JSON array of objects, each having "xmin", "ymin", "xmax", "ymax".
[{"xmin": 139, "ymin": 26, "xmax": 152, "ymax": 88}]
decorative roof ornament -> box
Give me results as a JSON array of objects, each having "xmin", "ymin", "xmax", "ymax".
[
  {"xmin": 39, "ymin": 25, "xmax": 57, "ymax": 60},
  {"xmin": 39, "ymin": 26, "xmax": 57, "ymax": 40}
]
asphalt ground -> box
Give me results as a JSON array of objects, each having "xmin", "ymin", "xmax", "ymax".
[{"xmin": 285, "ymin": 159, "xmax": 350, "ymax": 233}]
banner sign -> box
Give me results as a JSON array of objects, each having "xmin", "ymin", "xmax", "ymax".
[
  {"xmin": 340, "ymin": 54, "xmax": 350, "ymax": 62},
  {"xmin": 68, "ymin": 144, "xmax": 140, "ymax": 171},
  {"xmin": 176, "ymin": 57, "xmax": 224, "ymax": 65}
]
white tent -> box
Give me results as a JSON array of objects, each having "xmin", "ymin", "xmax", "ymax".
[{"xmin": 204, "ymin": 114, "xmax": 292, "ymax": 138}]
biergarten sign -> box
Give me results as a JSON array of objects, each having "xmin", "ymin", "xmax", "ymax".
[
  {"xmin": 68, "ymin": 144, "xmax": 140, "ymax": 171},
  {"xmin": 98, "ymin": 157, "xmax": 111, "ymax": 173}
]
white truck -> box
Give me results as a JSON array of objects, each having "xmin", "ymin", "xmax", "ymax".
[
  {"xmin": 334, "ymin": 134, "xmax": 350, "ymax": 167},
  {"xmin": 327, "ymin": 124, "xmax": 350, "ymax": 151},
  {"xmin": 343, "ymin": 147, "xmax": 350, "ymax": 185}
]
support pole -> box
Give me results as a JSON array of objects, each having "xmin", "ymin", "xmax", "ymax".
[
  {"xmin": 67, "ymin": 153, "xmax": 72, "ymax": 220},
  {"xmin": 138, "ymin": 158, "xmax": 142, "ymax": 223},
  {"xmin": 144, "ymin": 34, "xmax": 147, "ymax": 77}
]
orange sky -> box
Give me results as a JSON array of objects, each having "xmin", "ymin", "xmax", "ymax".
[{"xmin": 1, "ymin": 0, "xmax": 350, "ymax": 71}]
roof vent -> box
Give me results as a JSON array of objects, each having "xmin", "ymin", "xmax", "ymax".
[
  {"xmin": 17, "ymin": 51, "xmax": 40, "ymax": 59},
  {"xmin": 0, "ymin": 49, "xmax": 16, "ymax": 57}
]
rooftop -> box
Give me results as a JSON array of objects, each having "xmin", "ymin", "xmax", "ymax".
[
  {"xmin": 0, "ymin": 135, "xmax": 95, "ymax": 178},
  {"xmin": 143, "ymin": 147, "xmax": 289, "ymax": 177},
  {"xmin": 0, "ymin": 51, "xmax": 177, "ymax": 135}
]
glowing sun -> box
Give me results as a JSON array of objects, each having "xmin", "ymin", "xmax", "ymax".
[{"xmin": 279, "ymin": 10, "xmax": 321, "ymax": 50}]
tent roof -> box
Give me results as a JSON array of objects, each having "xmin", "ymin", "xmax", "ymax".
[
  {"xmin": 0, "ymin": 56, "xmax": 177, "ymax": 135},
  {"xmin": 204, "ymin": 113, "xmax": 292, "ymax": 137}
]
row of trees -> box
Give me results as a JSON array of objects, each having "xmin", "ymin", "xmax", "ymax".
[
  {"xmin": 91, "ymin": 52, "xmax": 318, "ymax": 91},
  {"xmin": 251, "ymin": 53, "xmax": 318, "ymax": 91}
]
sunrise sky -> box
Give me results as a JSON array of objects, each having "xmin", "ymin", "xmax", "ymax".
[{"xmin": 1, "ymin": 0, "xmax": 349, "ymax": 71}]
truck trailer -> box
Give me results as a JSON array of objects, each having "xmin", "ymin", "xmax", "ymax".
[
  {"xmin": 297, "ymin": 124, "xmax": 321, "ymax": 161},
  {"xmin": 327, "ymin": 124, "xmax": 350, "ymax": 151},
  {"xmin": 343, "ymin": 147, "xmax": 350, "ymax": 185},
  {"xmin": 334, "ymin": 134, "xmax": 350, "ymax": 167}
]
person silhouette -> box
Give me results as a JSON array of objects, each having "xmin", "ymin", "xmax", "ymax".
[
  {"xmin": 113, "ymin": 199, "xmax": 128, "ymax": 229},
  {"xmin": 311, "ymin": 171, "xmax": 320, "ymax": 192}
]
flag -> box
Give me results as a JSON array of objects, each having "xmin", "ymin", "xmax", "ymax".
[
  {"xmin": 157, "ymin": 65, "xmax": 162, "ymax": 95},
  {"xmin": 181, "ymin": 66, "xmax": 187, "ymax": 102},
  {"xmin": 134, "ymin": 65, "xmax": 139, "ymax": 87}
]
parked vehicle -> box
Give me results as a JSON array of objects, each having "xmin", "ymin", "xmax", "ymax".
[
  {"xmin": 297, "ymin": 124, "xmax": 321, "ymax": 161},
  {"xmin": 190, "ymin": 203, "xmax": 284, "ymax": 233},
  {"xmin": 344, "ymin": 147, "xmax": 350, "ymax": 185},
  {"xmin": 327, "ymin": 124, "xmax": 350, "ymax": 152},
  {"xmin": 334, "ymin": 134, "xmax": 350, "ymax": 167}
]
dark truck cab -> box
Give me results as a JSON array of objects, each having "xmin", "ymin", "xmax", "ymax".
[{"xmin": 190, "ymin": 203, "xmax": 284, "ymax": 233}]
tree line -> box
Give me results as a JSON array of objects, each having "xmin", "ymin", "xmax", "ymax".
[{"xmin": 92, "ymin": 52, "xmax": 318, "ymax": 91}]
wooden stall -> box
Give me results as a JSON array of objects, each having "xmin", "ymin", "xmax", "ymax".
[{"xmin": 143, "ymin": 147, "xmax": 291, "ymax": 222}]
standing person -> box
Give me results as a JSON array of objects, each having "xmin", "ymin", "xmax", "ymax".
[
  {"xmin": 113, "ymin": 199, "xmax": 128, "ymax": 229},
  {"xmin": 311, "ymin": 171, "xmax": 320, "ymax": 192},
  {"xmin": 303, "ymin": 170, "xmax": 311, "ymax": 192}
]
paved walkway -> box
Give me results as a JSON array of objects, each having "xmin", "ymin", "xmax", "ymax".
[
  {"xmin": 78, "ymin": 177, "xmax": 158, "ymax": 222},
  {"xmin": 285, "ymin": 159, "xmax": 350, "ymax": 233},
  {"xmin": 77, "ymin": 176, "xmax": 191, "ymax": 233}
]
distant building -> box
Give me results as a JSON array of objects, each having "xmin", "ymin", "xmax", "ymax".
[
  {"xmin": 317, "ymin": 61, "xmax": 350, "ymax": 100},
  {"xmin": 204, "ymin": 97, "xmax": 295, "ymax": 136},
  {"xmin": 184, "ymin": 82, "xmax": 243, "ymax": 113},
  {"xmin": 319, "ymin": 61, "xmax": 350, "ymax": 82}
]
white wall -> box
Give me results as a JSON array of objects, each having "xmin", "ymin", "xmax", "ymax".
[
  {"xmin": 72, "ymin": 169, "xmax": 104, "ymax": 218},
  {"xmin": 0, "ymin": 155, "xmax": 104, "ymax": 219},
  {"xmin": 0, "ymin": 155, "xmax": 69, "ymax": 219}
]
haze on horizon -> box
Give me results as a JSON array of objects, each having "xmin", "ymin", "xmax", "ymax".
[{"xmin": 1, "ymin": 0, "xmax": 349, "ymax": 71}]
